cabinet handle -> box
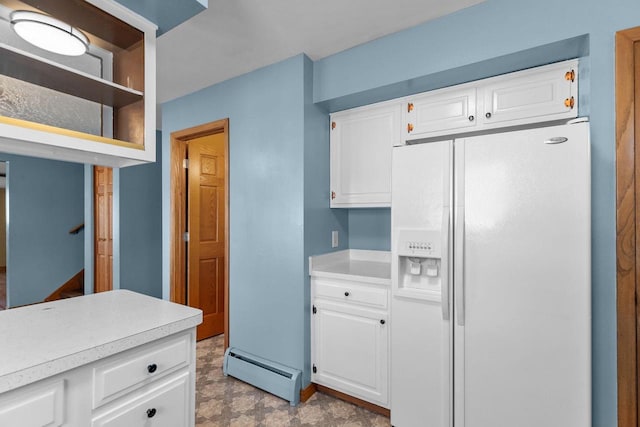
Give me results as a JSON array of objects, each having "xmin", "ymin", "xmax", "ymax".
[
  {"xmin": 407, "ymin": 123, "xmax": 414, "ymax": 133},
  {"xmin": 147, "ymin": 363, "xmax": 157, "ymax": 373},
  {"xmin": 344, "ymin": 291, "xmax": 350, "ymax": 297},
  {"xmin": 331, "ymin": 191, "xmax": 336, "ymax": 200},
  {"xmin": 147, "ymin": 408, "xmax": 157, "ymax": 418},
  {"xmin": 564, "ymin": 96, "xmax": 575, "ymax": 109},
  {"xmin": 468, "ymin": 115, "xmax": 474, "ymax": 122},
  {"xmin": 407, "ymin": 102, "xmax": 414, "ymax": 113},
  {"xmin": 380, "ymin": 319, "xmax": 385, "ymax": 325},
  {"xmin": 331, "ymin": 121, "xmax": 336, "ymax": 130},
  {"xmin": 485, "ymin": 112, "xmax": 492, "ymax": 119},
  {"xmin": 565, "ymin": 70, "xmax": 575, "ymax": 82}
]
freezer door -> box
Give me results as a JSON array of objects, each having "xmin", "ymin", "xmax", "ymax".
[
  {"xmin": 454, "ymin": 123, "xmax": 591, "ymax": 427},
  {"xmin": 391, "ymin": 141, "xmax": 453, "ymax": 427}
]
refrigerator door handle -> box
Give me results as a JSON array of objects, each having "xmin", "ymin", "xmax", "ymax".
[
  {"xmin": 441, "ymin": 208, "xmax": 450, "ymax": 321},
  {"xmin": 455, "ymin": 205, "xmax": 465, "ymax": 326}
]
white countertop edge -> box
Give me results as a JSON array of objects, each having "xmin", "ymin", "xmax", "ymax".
[
  {"xmin": 310, "ymin": 269, "xmax": 391, "ymax": 286},
  {"xmin": 309, "ymin": 249, "xmax": 391, "ymax": 271},
  {"xmin": 0, "ymin": 314, "xmax": 201, "ymax": 394}
]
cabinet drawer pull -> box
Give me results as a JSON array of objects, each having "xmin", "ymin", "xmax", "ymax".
[
  {"xmin": 407, "ymin": 102, "xmax": 414, "ymax": 113},
  {"xmin": 147, "ymin": 408, "xmax": 157, "ymax": 418},
  {"xmin": 485, "ymin": 112, "xmax": 492, "ymax": 119},
  {"xmin": 344, "ymin": 291, "xmax": 350, "ymax": 297},
  {"xmin": 380, "ymin": 319, "xmax": 385, "ymax": 325},
  {"xmin": 468, "ymin": 115, "xmax": 474, "ymax": 122},
  {"xmin": 407, "ymin": 123, "xmax": 414, "ymax": 133},
  {"xmin": 147, "ymin": 363, "xmax": 157, "ymax": 373}
]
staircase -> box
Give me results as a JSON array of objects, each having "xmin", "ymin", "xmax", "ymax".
[{"xmin": 44, "ymin": 269, "xmax": 84, "ymax": 302}]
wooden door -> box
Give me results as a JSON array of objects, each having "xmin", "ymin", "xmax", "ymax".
[
  {"xmin": 94, "ymin": 166, "xmax": 113, "ymax": 293},
  {"xmin": 188, "ymin": 133, "xmax": 226, "ymax": 340},
  {"xmin": 616, "ymin": 26, "xmax": 640, "ymax": 427}
]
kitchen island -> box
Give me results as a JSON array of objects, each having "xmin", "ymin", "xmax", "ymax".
[{"xmin": 0, "ymin": 289, "xmax": 202, "ymax": 426}]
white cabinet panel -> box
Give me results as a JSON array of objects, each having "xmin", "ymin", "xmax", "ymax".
[
  {"xmin": 93, "ymin": 333, "xmax": 191, "ymax": 408},
  {"xmin": 481, "ymin": 61, "xmax": 576, "ymax": 127},
  {"xmin": 0, "ymin": 380, "xmax": 64, "ymax": 427},
  {"xmin": 405, "ymin": 86, "xmax": 477, "ymax": 138},
  {"xmin": 312, "ymin": 302, "xmax": 388, "ymax": 407},
  {"xmin": 330, "ymin": 101, "xmax": 400, "ymax": 208}
]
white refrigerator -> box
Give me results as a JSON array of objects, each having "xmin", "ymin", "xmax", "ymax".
[{"xmin": 390, "ymin": 122, "xmax": 591, "ymax": 427}]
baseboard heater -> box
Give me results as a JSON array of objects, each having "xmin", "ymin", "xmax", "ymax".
[{"xmin": 223, "ymin": 347, "xmax": 301, "ymax": 406}]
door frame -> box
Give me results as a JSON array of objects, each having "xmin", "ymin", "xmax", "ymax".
[
  {"xmin": 616, "ymin": 25, "xmax": 640, "ymax": 427},
  {"xmin": 170, "ymin": 118, "xmax": 229, "ymax": 349},
  {"xmin": 93, "ymin": 166, "xmax": 113, "ymax": 293}
]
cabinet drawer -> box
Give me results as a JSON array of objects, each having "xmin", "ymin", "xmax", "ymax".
[
  {"xmin": 0, "ymin": 380, "xmax": 64, "ymax": 427},
  {"xmin": 92, "ymin": 371, "xmax": 189, "ymax": 427},
  {"xmin": 93, "ymin": 332, "xmax": 191, "ymax": 408},
  {"xmin": 314, "ymin": 279, "xmax": 388, "ymax": 309}
]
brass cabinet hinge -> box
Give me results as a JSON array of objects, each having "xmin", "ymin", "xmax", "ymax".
[
  {"xmin": 564, "ymin": 96, "xmax": 575, "ymax": 109},
  {"xmin": 565, "ymin": 70, "xmax": 575, "ymax": 82}
]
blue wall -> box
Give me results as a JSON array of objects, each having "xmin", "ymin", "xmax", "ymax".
[
  {"xmin": 312, "ymin": 0, "xmax": 640, "ymax": 424},
  {"xmin": 348, "ymin": 208, "xmax": 391, "ymax": 251},
  {"xmin": 119, "ymin": 131, "xmax": 163, "ymax": 298},
  {"xmin": 162, "ymin": 55, "xmax": 345, "ymax": 380},
  {"xmin": 2, "ymin": 154, "xmax": 84, "ymax": 307}
]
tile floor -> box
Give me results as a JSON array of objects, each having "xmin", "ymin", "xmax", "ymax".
[{"xmin": 196, "ymin": 335, "xmax": 391, "ymax": 426}]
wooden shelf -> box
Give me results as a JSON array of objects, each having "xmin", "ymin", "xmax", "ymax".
[{"xmin": 0, "ymin": 43, "xmax": 143, "ymax": 108}]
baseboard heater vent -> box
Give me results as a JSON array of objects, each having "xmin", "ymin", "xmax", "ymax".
[{"xmin": 223, "ymin": 347, "xmax": 301, "ymax": 406}]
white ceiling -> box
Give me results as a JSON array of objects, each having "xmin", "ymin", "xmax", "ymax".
[{"xmin": 156, "ymin": 0, "xmax": 484, "ymax": 104}]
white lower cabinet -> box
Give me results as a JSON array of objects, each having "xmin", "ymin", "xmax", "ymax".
[
  {"xmin": 0, "ymin": 329, "xmax": 196, "ymax": 427},
  {"xmin": 311, "ymin": 277, "xmax": 390, "ymax": 408}
]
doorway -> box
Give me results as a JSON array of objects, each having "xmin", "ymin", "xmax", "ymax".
[
  {"xmin": 171, "ymin": 119, "xmax": 229, "ymax": 345},
  {"xmin": 616, "ymin": 25, "xmax": 640, "ymax": 427},
  {"xmin": 94, "ymin": 166, "xmax": 113, "ymax": 293}
]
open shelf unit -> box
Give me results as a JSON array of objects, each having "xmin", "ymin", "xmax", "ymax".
[{"xmin": 0, "ymin": 0, "xmax": 157, "ymax": 167}]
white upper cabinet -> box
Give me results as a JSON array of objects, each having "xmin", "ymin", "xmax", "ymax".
[
  {"xmin": 330, "ymin": 101, "xmax": 401, "ymax": 208},
  {"xmin": 404, "ymin": 59, "xmax": 578, "ymax": 142},
  {"xmin": 0, "ymin": 0, "xmax": 157, "ymax": 167},
  {"xmin": 329, "ymin": 60, "xmax": 579, "ymax": 207},
  {"xmin": 403, "ymin": 86, "xmax": 477, "ymax": 138},
  {"xmin": 480, "ymin": 60, "xmax": 577, "ymax": 128}
]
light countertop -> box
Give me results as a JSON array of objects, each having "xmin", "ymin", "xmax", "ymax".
[
  {"xmin": 0, "ymin": 289, "xmax": 202, "ymax": 394},
  {"xmin": 309, "ymin": 249, "xmax": 391, "ymax": 285}
]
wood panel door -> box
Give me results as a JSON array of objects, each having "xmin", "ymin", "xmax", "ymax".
[
  {"xmin": 617, "ymin": 25, "xmax": 640, "ymax": 427},
  {"xmin": 188, "ymin": 133, "xmax": 226, "ymax": 340},
  {"xmin": 94, "ymin": 166, "xmax": 113, "ymax": 293}
]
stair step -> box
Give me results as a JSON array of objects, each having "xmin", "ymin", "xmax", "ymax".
[{"xmin": 59, "ymin": 290, "xmax": 83, "ymax": 299}]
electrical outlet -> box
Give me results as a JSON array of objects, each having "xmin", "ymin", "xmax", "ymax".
[{"xmin": 331, "ymin": 231, "xmax": 339, "ymax": 248}]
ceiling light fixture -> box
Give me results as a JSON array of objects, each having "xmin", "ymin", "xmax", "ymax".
[{"xmin": 10, "ymin": 10, "xmax": 89, "ymax": 56}]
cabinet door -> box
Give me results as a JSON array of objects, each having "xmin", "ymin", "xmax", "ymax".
[
  {"xmin": 480, "ymin": 61, "xmax": 577, "ymax": 127},
  {"xmin": 311, "ymin": 301, "xmax": 388, "ymax": 407},
  {"xmin": 404, "ymin": 86, "xmax": 477, "ymax": 140},
  {"xmin": 330, "ymin": 102, "xmax": 400, "ymax": 208},
  {"xmin": 0, "ymin": 381, "xmax": 64, "ymax": 427}
]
